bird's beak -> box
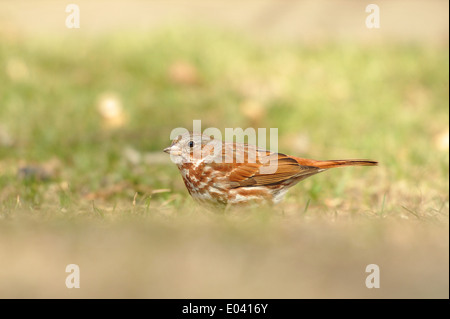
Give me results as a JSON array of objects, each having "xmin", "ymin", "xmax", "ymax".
[{"xmin": 163, "ymin": 145, "xmax": 182, "ymax": 156}]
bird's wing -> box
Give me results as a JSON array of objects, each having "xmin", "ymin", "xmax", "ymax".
[
  {"xmin": 210, "ymin": 144, "xmax": 322, "ymax": 188},
  {"xmin": 230, "ymin": 154, "xmax": 322, "ymax": 187}
]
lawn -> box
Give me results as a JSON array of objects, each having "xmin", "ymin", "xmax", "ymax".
[{"xmin": 0, "ymin": 27, "xmax": 448, "ymax": 298}]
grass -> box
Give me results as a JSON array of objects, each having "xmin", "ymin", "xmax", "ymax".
[{"xmin": 0, "ymin": 27, "xmax": 448, "ymax": 298}]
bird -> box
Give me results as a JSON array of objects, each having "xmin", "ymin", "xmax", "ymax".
[{"xmin": 164, "ymin": 132, "xmax": 377, "ymax": 208}]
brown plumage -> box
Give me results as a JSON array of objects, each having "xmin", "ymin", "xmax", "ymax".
[{"xmin": 164, "ymin": 132, "xmax": 377, "ymax": 208}]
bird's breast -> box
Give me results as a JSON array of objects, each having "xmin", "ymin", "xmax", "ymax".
[{"xmin": 177, "ymin": 162, "xmax": 229, "ymax": 206}]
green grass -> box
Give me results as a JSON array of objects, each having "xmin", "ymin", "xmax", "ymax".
[{"xmin": 0, "ymin": 28, "xmax": 448, "ymax": 298}]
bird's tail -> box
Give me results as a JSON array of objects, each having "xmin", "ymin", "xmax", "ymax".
[{"xmin": 294, "ymin": 158, "xmax": 378, "ymax": 169}]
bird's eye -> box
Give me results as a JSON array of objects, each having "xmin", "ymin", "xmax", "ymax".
[{"xmin": 189, "ymin": 141, "xmax": 195, "ymax": 148}]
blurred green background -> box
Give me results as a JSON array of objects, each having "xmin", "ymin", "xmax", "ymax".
[{"xmin": 0, "ymin": 0, "xmax": 448, "ymax": 298}]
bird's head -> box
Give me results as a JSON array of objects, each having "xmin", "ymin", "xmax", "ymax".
[{"xmin": 164, "ymin": 132, "xmax": 222, "ymax": 166}]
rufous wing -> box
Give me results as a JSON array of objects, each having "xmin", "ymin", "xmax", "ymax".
[{"xmin": 226, "ymin": 153, "xmax": 322, "ymax": 187}]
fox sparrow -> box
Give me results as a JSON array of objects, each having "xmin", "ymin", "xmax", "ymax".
[{"xmin": 164, "ymin": 132, "xmax": 377, "ymax": 208}]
